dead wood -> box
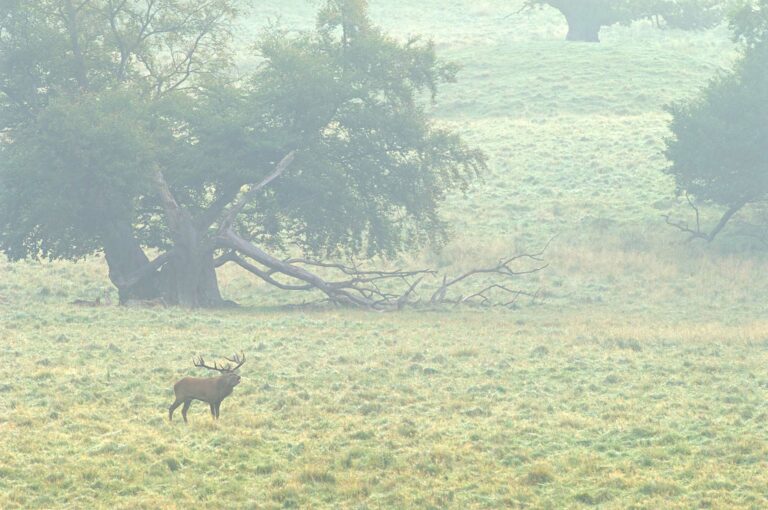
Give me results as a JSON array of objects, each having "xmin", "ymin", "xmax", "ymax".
[{"xmin": 214, "ymin": 229, "xmax": 550, "ymax": 310}]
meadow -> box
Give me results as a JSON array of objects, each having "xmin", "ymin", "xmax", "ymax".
[
  {"xmin": 2, "ymin": 0, "xmax": 768, "ymax": 508},
  {"xmin": 2, "ymin": 300, "xmax": 768, "ymax": 509}
]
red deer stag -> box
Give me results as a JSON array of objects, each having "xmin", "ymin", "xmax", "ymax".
[{"xmin": 168, "ymin": 352, "xmax": 246, "ymax": 423}]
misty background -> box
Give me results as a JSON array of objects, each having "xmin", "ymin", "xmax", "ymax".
[{"xmin": 1, "ymin": 1, "xmax": 766, "ymax": 508}]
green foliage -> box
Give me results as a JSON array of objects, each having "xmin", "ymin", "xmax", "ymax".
[
  {"xmin": 0, "ymin": 0, "xmax": 240, "ymax": 127},
  {"xmin": 665, "ymin": 25, "xmax": 768, "ymax": 219},
  {"xmin": 238, "ymin": 18, "xmax": 482, "ymax": 257},
  {"xmin": 0, "ymin": 0, "xmax": 484, "ymax": 270},
  {"xmin": 525, "ymin": 0, "xmax": 728, "ymax": 30},
  {"xmin": 0, "ymin": 91, "xmax": 159, "ymax": 260},
  {"xmin": 655, "ymin": 0, "xmax": 730, "ymax": 29},
  {"xmin": 0, "ymin": 0, "xmax": 243, "ymax": 264},
  {"xmin": 0, "ymin": 1, "xmax": 70, "ymax": 126},
  {"xmin": 730, "ymin": 0, "xmax": 768, "ymax": 47}
]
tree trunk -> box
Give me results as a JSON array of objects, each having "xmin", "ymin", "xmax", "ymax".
[
  {"xmin": 159, "ymin": 247, "xmax": 226, "ymax": 307},
  {"xmin": 544, "ymin": 0, "xmax": 605, "ymax": 42},
  {"xmin": 63, "ymin": 0, "xmax": 89, "ymax": 89},
  {"xmin": 102, "ymin": 221, "xmax": 162, "ymax": 303},
  {"xmin": 102, "ymin": 219, "xmax": 227, "ymax": 307},
  {"xmin": 563, "ymin": 10, "xmax": 602, "ymax": 42},
  {"xmin": 150, "ymin": 167, "xmax": 228, "ymax": 308}
]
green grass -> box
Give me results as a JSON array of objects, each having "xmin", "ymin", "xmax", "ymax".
[
  {"xmin": 243, "ymin": 0, "xmax": 739, "ymax": 244},
  {"xmin": 1, "ymin": 303, "xmax": 767, "ymax": 509},
  {"xmin": 3, "ymin": 1, "xmax": 768, "ymax": 508}
]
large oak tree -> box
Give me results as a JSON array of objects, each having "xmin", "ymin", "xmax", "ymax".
[
  {"xmin": 524, "ymin": 0, "xmax": 728, "ymax": 42},
  {"xmin": 664, "ymin": 0, "xmax": 768, "ymax": 241},
  {"xmin": 0, "ymin": 0, "xmax": 486, "ymax": 307}
]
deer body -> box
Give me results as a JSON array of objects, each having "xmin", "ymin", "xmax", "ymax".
[{"xmin": 168, "ymin": 353, "xmax": 245, "ymax": 423}]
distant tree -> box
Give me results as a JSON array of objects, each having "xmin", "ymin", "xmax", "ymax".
[
  {"xmin": 523, "ymin": 0, "xmax": 729, "ymax": 42},
  {"xmin": 729, "ymin": 0, "xmax": 768, "ymax": 47},
  {"xmin": 0, "ymin": 0, "xmax": 486, "ymax": 307},
  {"xmin": 663, "ymin": 0, "xmax": 768, "ymax": 241}
]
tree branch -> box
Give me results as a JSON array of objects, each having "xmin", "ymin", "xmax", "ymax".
[
  {"xmin": 109, "ymin": 251, "xmax": 171, "ymax": 289},
  {"xmin": 429, "ymin": 237, "xmax": 552, "ymax": 303},
  {"xmin": 664, "ymin": 194, "xmax": 746, "ymax": 242},
  {"xmin": 216, "ymin": 150, "xmax": 296, "ymax": 234},
  {"xmin": 197, "ymin": 182, "xmax": 243, "ymax": 231},
  {"xmin": 216, "ymin": 230, "xmax": 549, "ymax": 310},
  {"xmin": 218, "ymin": 229, "xmax": 385, "ymax": 308},
  {"xmin": 151, "ymin": 166, "xmax": 187, "ymax": 233},
  {"xmin": 215, "ymin": 251, "xmax": 314, "ymax": 291},
  {"xmin": 63, "ymin": 0, "xmax": 89, "ymax": 90}
]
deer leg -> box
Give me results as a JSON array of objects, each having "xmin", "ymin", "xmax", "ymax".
[
  {"xmin": 215, "ymin": 401, "xmax": 221, "ymax": 419},
  {"xmin": 181, "ymin": 400, "xmax": 192, "ymax": 423},
  {"xmin": 168, "ymin": 398, "xmax": 183, "ymax": 421},
  {"xmin": 209, "ymin": 402, "xmax": 216, "ymax": 418}
]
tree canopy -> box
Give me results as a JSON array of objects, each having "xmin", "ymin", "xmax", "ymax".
[
  {"xmin": 729, "ymin": 0, "xmax": 768, "ymax": 47},
  {"xmin": 0, "ymin": 0, "xmax": 486, "ymax": 307},
  {"xmin": 664, "ymin": 0, "xmax": 768, "ymax": 241},
  {"xmin": 524, "ymin": 0, "xmax": 729, "ymax": 41}
]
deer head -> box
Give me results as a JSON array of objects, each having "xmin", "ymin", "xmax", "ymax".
[{"xmin": 193, "ymin": 351, "xmax": 245, "ymax": 388}]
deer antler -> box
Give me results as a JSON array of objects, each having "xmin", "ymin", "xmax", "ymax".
[
  {"xmin": 193, "ymin": 352, "xmax": 246, "ymax": 373},
  {"xmin": 223, "ymin": 352, "xmax": 246, "ymax": 372}
]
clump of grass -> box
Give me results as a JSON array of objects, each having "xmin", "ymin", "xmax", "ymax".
[
  {"xmin": 271, "ymin": 487, "xmax": 299, "ymax": 506},
  {"xmin": 615, "ymin": 338, "xmax": 642, "ymax": 351},
  {"xmin": 164, "ymin": 458, "xmax": 182, "ymax": 472},
  {"xmin": 298, "ymin": 468, "xmax": 336, "ymax": 485},
  {"xmin": 574, "ymin": 490, "xmax": 613, "ymax": 505},
  {"xmin": 525, "ymin": 463, "xmax": 555, "ymax": 486},
  {"xmin": 255, "ymin": 464, "xmax": 275, "ymax": 475},
  {"xmin": 638, "ymin": 480, "xmax": 682, "ymax": 497}
]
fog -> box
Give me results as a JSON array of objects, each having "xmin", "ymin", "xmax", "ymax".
[{"xmin": 0, "ymin": 1, "xmax": 766, "ymax": 508}]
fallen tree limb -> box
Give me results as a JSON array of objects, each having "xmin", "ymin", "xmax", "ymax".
[
  {"xmin": 429, "ymin": 240, "xmax": 551, "ymax": 304},
  {"xmin": 215, "ymin": 229, "xmax": 550, "ymax": 310}
]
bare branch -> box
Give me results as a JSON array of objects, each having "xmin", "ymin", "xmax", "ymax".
[
  {"xmin": 197, "ymin": 182, "xmax": 242, "ymax": 231},
  {"xmin": 217, "ymin": 151, "xmax": 296, "ymax": 234},
  {"xmin": 217, "ymin": 229, "xmax": 549, "ymax": 310},
  {"xmin": 219, "ymin": 230, "xmax": 396, "ymax": 308},
  {"xmin": 396, "ymin": 276, "xmax": 424, "ymax": 310},
  {"xmin": 664, "ymin": 194, "xmax": 746, "ymax": 242},
  {"xmin": 162, "ymin": 15, "xmax": 218, "ymax": 94},
  {"xmin": 283, "ymin": 257, "xmax": 435, "ymax": 287},
  {"xmin": 219, "ymin": 252, "xmax": 314, "ymax": 291},
  {"xmin": 151, "ymin": 166, "xmax": 190, "ymax": 235},
  {"xmin": 429, "ymin": 238, "xmax": 553, "ymax": 303}
]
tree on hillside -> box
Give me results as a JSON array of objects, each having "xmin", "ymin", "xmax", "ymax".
[
  {"xmin": 663, "ymin": 0, "xmax": 768, "ymax": 242},
  {"xmin": 1, "ymin": 0, "xmax": 519, "ymax": 308},
  {"xmin": 729, "ymin": 0, "xmax": 768, "ymax": 47},
  {"xmin": 523, "ymin": 0, "xmax": 728, "ymax": 42}
]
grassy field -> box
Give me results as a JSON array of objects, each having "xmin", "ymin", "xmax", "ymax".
[
  {"xmin": 2, "ymin": 298, "xmax": 768, "ymax": 509},
  {"xmin": 244, "ymin": 0, "xmax": 739, "ymax": 242},
  {"xmin": 2, "ymin": 0, "xmax": 768, "ymax": 509}
]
